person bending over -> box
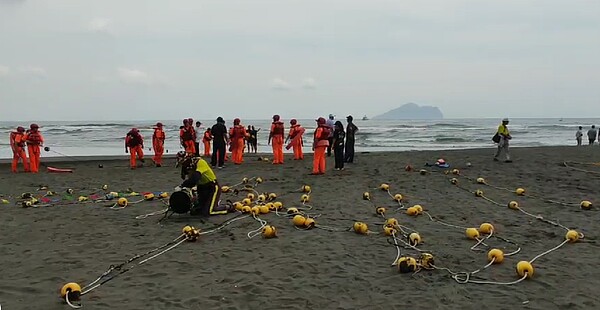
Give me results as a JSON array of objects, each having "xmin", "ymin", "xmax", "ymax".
[{"xmin": 177, "ymin": 155, "xmax": 229, "ymax": 216}]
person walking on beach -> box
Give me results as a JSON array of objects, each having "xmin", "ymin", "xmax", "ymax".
[
  {"xmin": 312, "ymin": 117, "xmax": 331, "ymax": 175},
  {"xmin": 344, "ymin": 115, "xmax": 358, "ymax": 163},
  {"xmin": 286, "ymin": 119, "xmax": 305, "ymax": 160},
  {"xmin": 125, "ymin": 128, "xmax": 145, "ymax": 169},
  {"xmin": 576, "ymin": 126, "xmax": 583, "ymax": 146},
  {"xmin": 194, "ymin": 121, "xmax": 203, "ymax": 157},
  {"xmin": 10, "ymin": 126, "xmax": 29, "ymax": 173},
  {"xmin": 180, "ymin": 119, "xmax": 196, "ymax": 156},
  {"xmin": 269, "ymin": 115, "xmax": 285, "ymax": 164},
  {"xmin": 152, "ymin": 122, "xmax": 165, "ymax": 167},
  {"xmin": 24, "ymin": 123, "xmax": 44, "ymax": 173},
  {"xmin": 493, "ymin": 118, "xmax": 512, "ymax": 163},
  {"xmin": 202, "ymin": 128, "xmax": 212, "ymax": 157},
  {"xmin": 229, "ymin": 118, "xmax": 247, "ymax": 165},
  {"xmin": 332, "ymin": 120, "xmax": 345, "ymax": 170},
  {"xmin": 211, "ymin": 117, "xmax": 228, "ymax": 169},
  {"xmin": 326, "ymin": 114, "xmax": 335, "ymax": 157},
  {"xmin": 587, "ymin": 125, "xmax": 597, "ymax": 145}
]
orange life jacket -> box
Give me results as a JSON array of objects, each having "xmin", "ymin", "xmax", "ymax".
[
  {"xmin": 315, "ymin": 125, "xmax": 330, "ymax": 141},
  {"xmin": 180, "ymin": 127, "xmax": 194, "ymax": 141},
  {"xmin": 126, "ymin": 131, "xmax": 143, "ymax": 147},
  {"xmin": 231, "ymin": 125, "xmax": 246, "ymax": 139},
  {"xmin": 26, "ymin": 131, "xmax": 43, "ymax": 145},
  {"xmin": 271, "ymin": 121, "xmax": 284, "ymax": 136},
  {"xmin": 153, "ymin": 129, "xmax": 165, "ymax": 144},
  {"xmin": 203, "ymin": 131, "xmax": 212, "ymax": 142}
]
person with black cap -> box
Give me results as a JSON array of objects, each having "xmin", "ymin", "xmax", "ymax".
[
  {"xmin": 125, "ymin": 127, "xmax": 145, "ymax": 169},
  {"xmin": 211, "ymin": 117, "xmax": 228, "ymax": 168},
  {"xmin": 344, "ymin": 115, "xmax": 359, "ymax": 163},
  {"xmin": 10, "ymin": 126, "xmax": 29, "ymax": 173},
  {"xmin": 326, "ymin": 114, "xmax": 335, "ymax": 156},
  {"xmin": 332, "ymin": 120, "xmax": 345, "ymax": 170},
  {"xmin": 176, "ymin": 154, "xmax": 229, "ymax": 216},
  {"xmin": 493, "ymin": 118, "xmax": 512, "ymax": 163}
]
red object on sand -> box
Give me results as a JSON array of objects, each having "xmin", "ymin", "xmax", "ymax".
[{"xmin": 47, "ymin": 166, "xmax": 74, "ymax": 173}]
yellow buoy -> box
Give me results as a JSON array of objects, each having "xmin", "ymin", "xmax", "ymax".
[
  {"xmin": 286, "ymin": 207, "xmax": 299, "ymax": 214},
  {"xmin": 159, "ymin": 192, "xmax": 169, "ymax": 198},
  {"xmin": 304, "ymin": 218, "xmax": 316, "ymax": 229},
  {"xmin": 396, "ymin": 257, "xmax": 418, "ymax": 273},
  {"xmin": 379, "ymin": 183, "xmax": 390, "ymax": 191},
  {"xmin": 450, "ymin": 178, "xmax": 458, "ymax": 185},
  {"xmin": 376, "ymin": 207, "xmax": 386, "ymax": 216},
  {"xmin": 580, "ymin": 200, "xmax": 592, "ymax": 210},
  {"xmin": 221, "ymin": 186, "xmax": 231, "ymax": 193},
  {"xmin": 247, "ymin": 193, "xmax": 256, "ymax": 201},
  {"xmin": 393, "ymin": 194, "xmax": 403, "ymax": 202},
  {"xmin": 242, "ymin": 177, "xmax": 249, "ymax": 184},
  {"xmin": 46, "ymin": 190, "xmax": 55, "ymax": 196},
  {"xmin": 301, "ymin": 194, "xmax": 310, "ymax": 203},
  {"xmin": 476, "ymin": 177, "xmax": 486, "ymax": 184},
  {"xmin": 406, "ymin": 207, "xmax": 419, "ymax": 216},
  {"xmin": 452, "ymin": 169, "xmax": 460, "ymax": 175},
  {"xmin": 565, "ymin": 230, "xmax": 579, "ymax": 243},
  {"xmin": 22, "ymin": 200, "xmax": 32, "ymax": 208},
  {"xmin": 242, "ymin": 198, "xmax": 252, "ymax": 206},
  {"xmin": 256, "ymin": 177, "xmax": 263, "ymax": 184},
  {"xmin": 102, "ymin": 184, "xmax": 108, "ymax": 190},
  {"xmin": 233, "ymin": 202, "xmax": 244, "ymax": 211},
  {"xmin": 353, "ymin": 222, "xmax": 369, "ymax": 235},
  {"xmin": 109, "ymin": 191, "xmax": 119, "ymax": 198},
  {"xmin": 257, "ymin": 194, "xmax": 266, "ymax": 202},
  {"xmin": 385, "ymin": 218, "xmax": 399, "ymax": 227},
  {"xmin": 182, "ymin": 225, "xmax": 193, "ymax": 234},
  {"xmin": 265, "ymin": 202, "xmax": 275, "ymax": 211},
  {"xmin": 408, "ymin": 232, "xmax": 421, "ymax": 246},
  {"xmin": 144, "ymin": 193, "xmax": 155, "ymax": 201},
  {"xmin": 268, "ymin": 193, "xmax": 277, "ymax": 200},
  {"xmin": 479, "ymin": 223, "xmax": 494, "ymax": 234},
  {"xmin": 258, "ymin": 205, "xmax": 270, "ymax": 214},
  {"xmin": 241, "ymin": 206, "xmax": 252, "ymax": 214},
  {"xmin": 117, "ymin": 197, "xmax": 128, "ymax": 207},
  {"xmin": 78, "ymin": 196, "xmax": 88, "ymax": 202},
  {"xmin": 1, "ymin": 199, "xmax": 9, "ymax": 204},
  {"xmin": 60, "ymin": 282, "xmax": 82, "ymax": 300},
  {"xmin": 475, "ymin": 189, "xmax": 484, "ymax": 197},
  {"xmin": 515, "ymin": 188, "xmax": 525, "ymax": 196},
  {"xmin": 413, "ymin": 204, "xmax": 423, "ymax": 214},
  {"xmin": 250, "ymin": 206, "xmax": 260, "ymax": 215},
  {"xmin": 363, "ymin": 192, "xmax": 371, "ymax": 200},
  {"xmin": 465, "ymin": 228, "xmax": 480, "ymax": 240},
  {"xmin": 301, "ymin": 185, "xmax": 311, "ymax": 193},
  {"xmin": 262, "ymin": 225, "xmax": 277, "ymax": 238},
  {"xmin": 66, "ymin": 188, "xmax": 74, "ymax": 195},
  {"xmin": 487, "ymin": 249, "xmax": 504, "ymax": 264},
  {"xmin": 292, "ymin": 215, "xmax": 306, "ymax": 227},
  {"xmin": 273, "ymin": 201, "xmax": 283, "ymax": 210},
  {"xmin": 383, "ymin": 225, "xmax": 397, "ymax": 236},
  {"xmin": 419, "ymin": 169, "xmax": 428, "ymax": 175},
  {"xmin": 508, "ymin": 201, "xmax": 519, "ymax": 210},
  {"xmin": 419, "ymin": 253, "xmax": 435, "ymax": 269},
  {"xmin": 516, "ymin": 261, "xmax": 534, "ymax": 279}
]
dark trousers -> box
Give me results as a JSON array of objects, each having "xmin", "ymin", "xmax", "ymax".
[
  {"xmin": 344, "ymin": 138, "xmax": 355, "ymax": 163},
  {"xmin": 191, "ymin": 182, "xmax": 226, "ymax": 216},
  {"xmin": 327, "ymin": 137, "xmax": 333, "ymax": 156},
  {"xmin": 334, "ymin": 146, "xmax": 344, "ymax": 169},
  {"xmin": 195, "ymin": 142, "xmax": 200, "ymax": 157},
  {"xmin": 211, "ymin": 142, "xmax": 226, "ymax": 167}
]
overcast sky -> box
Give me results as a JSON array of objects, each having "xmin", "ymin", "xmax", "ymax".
[{"xmin": 1, "ymin": 0, "xmax": 599, "ymax": 121}]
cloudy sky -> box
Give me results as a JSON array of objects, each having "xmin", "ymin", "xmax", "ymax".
[{"xmin": 1, "ymin": 0, "xmax": 599, "ymax": 121}]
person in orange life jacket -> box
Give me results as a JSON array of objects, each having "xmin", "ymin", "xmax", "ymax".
[
  {"xmin": 344, "ymin": 115, "xmax": 359, "ymax": 163},
  {"xmin": 311, "ymin": 117, "xmax": 331, "ymax": 175},
  {"xmin": 125, "ymin": 128, "xmax": 145, "ymax": 169},
  {"xmin": 285, "ymin": 119, "xmax": 304, "ymax": 160},
  {"xmin": 152, "ymin": 122, "xmax": 165, "ymax": 167},
  {"xmin": 202, "ymin": 128, "xmax": 212, "ymax": 157},
  {"xmin": 268, "ymin": 114, "xmax": 285, "ymax": 164},
  {"xmin": 180, "ymin": 119, "xmax": 196, "ymax": 156},
  {"xmin": 10, "ymin": 126, "xmax": 30, "ymax": 173},
  {"xmin": 229, "ymin": 118, "xmax": 248, "ymax": 165},
  {"xmin": 24, "ymin": 123, "xmax": 44, "ymax": 173},
  {"xmin": 194, "ymin": 121, "xmax": 203, "ymax": 157},
  {"xmin": 211, "ymin": 117, "xmax": 228, "ymax": 168},
  {"xmin": 332, "ymin": 121, "xmax": 345, "ymax": 171}
]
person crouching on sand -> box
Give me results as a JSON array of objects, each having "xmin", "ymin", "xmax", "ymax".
[
  {"xmin": 311, "ymin": 117, "xmax": 331, "ymax": 175},
  {"xmin": 10, "ymin": 126, "xmax": 29, "ymax": 173},
  {"xmin": 176, "ymin": 154, "xmax": 230, "ymax": 216},
  {"xmin": 152, "ymin": 122, "xmax": 165, "ymax": 167},
  {"xmin": 493, "ymin": 118, "xmax": 512, "ymax": 163},
  {"xmin": 125, "ymin": 128, "xmax": 145, "ymax": 169},
  {"xmin": 24, "ymin": 123, "xmax": 44, "ymax": 173}
]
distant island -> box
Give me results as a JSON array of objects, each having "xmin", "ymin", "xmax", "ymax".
[{"xmin": 373, "ymin": 103, "xmax": 444, "ymax": 120}]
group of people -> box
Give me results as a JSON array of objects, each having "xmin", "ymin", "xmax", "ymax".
[
  {"xmin": 9, "ymin": 123, "xmax": 44, "ymax": 173},
  {"xmin": 576, "ymin": 125, "xmax": 600, "ymax": 146}
]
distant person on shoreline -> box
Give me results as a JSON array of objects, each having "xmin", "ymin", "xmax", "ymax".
[
  {"xmin": 311, "ymin": 117, "xmax": 331, "ymax": 175},
  {"xmin": 492, "ymin": 118, "xmax": 512, "ymax": 163},
  {"xmin": 194, "ymin": 121, "xmax": 203, "ymax": 157},
  {"xmin": 576, "ymin": 126, "xmax": 583, "ymax": 146},
  {"xmin": 587, "ymin": 125, "xmax": 597, "ymax": 145},
  {"xmin": 332, "ymin": 120, "xmax": 345, "ymax": 171},
  {"xmin": 326, "ymin": 114, "xmax": 335, "ymax": 157},
  {"xmin": 202, "ymin": 128, "xmax": 212, "ymax": 157},
  {"xmin": 9, "ymin": 126, "xmax": 29, "ymax": 173},
  {"xmin": 286, "ymin": 119, "xmax": 305, "ymax": 160},
  {"xmin": 125, "ymin": 128, "xmax": 144, "ymax": 169},
  {"xmin": 268, "ymin": 115, "xmax": 285, "ymax": 164},
  {"xmin": 250, "ymin": 126, "xmax": 260, "ymax": 153},
  {"xmin": 211, "ymin": 117, "xmax": 228, "ymax": 169},
  {"xmin": 152, "ymin": 122, "xmax": 165, "ymax": 167},
  {"xmin": 24, "ymin": 123, "xmax": 44, "ymax": 173},
  {"xmin": 344, "ymin": 115, "xmax": 358, "ymax": 163}
]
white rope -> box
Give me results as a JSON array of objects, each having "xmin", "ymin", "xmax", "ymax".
[
  {"xmin": 390, "ymin": 233, "xmax": 402, "ymax": 266},
  {"xmin": 138, "ymin": 238, "xmax": 187, "ymax": 265},
  {"xmin": 424, "ymin": 211, "xmax": 467, "ymax": 230},
  {"xmin": 247, "ymin": 215, "xmax": 267, "ymax": 239},
  {"xmin": 135, "ymin": 208, "xmax": 169, "ymax": 219},
  {"xmin": 529, "ymin": 239, "xmax": 569, "ymax": 264},
  {"xmin": 65, "ymin": 290, "xmax": 82, "ymax": 309}
]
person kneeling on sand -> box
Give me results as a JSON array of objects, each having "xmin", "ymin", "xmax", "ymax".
[
  {"xmin": 493, "ymin": 118, "xmax": 512, "ymax": 163},
  {"xmin": 176, "ymin": 153, "xmax": 230, "ymax": 216}
]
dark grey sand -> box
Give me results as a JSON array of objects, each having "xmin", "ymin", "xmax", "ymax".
[{"xmin": 1, "ymin": 146, "xmax": 600, "ymax": 309}]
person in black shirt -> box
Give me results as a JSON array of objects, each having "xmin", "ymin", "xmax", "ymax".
[
  {"xmin": 344, "ymin": 115, "xmax": 359, "ymax": 163},
  {"xmin": 332, "ymin": 121, "xmax": 345, "ymax": 170},
  {"xmin": 211, "ymin": 117, "xmax": 228, "ymax": 168}
]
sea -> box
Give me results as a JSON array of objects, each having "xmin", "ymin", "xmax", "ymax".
[{"xmin": 0, "ymin": 118, "xmax": 596, "ymax": 159}]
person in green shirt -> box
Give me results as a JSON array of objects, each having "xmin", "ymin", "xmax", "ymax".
[{"xmin": 493, "ymin": 118, "xmax": 512, "ymax": 163}]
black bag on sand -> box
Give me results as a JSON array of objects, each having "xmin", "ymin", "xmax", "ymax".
[{"xmin": 492, "ymin": 133, "xmax": 501, "ymax": 143}]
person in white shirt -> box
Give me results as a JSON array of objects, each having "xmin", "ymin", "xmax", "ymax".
[
  {"xmin": 576, "ymin": 126, "xmax": 583, "ymax": 146},
  {"xmin": 195, "ymin": 121, "xmax": 203, "ymax": 156}
]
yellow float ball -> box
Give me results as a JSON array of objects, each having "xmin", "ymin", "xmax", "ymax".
[
  {"xmin": 353, "ymin": 222, "xmax": 369, "ymax": 235},
  {"xmin": 1, "ymin": 199, "xmax": 9, "ymax": 204},
  {"xmin": 450, "ymin": 178, "xmax": 458, "ymax": 185},
  {"xmin": 259, "ymin": 205, "xmax": 270, "ymax": 214},
  {"xmin": 408, "ymin": 232, "xmax": 422, "ymax": 246},
  {"xmin": 420, "ymin": 253, "xmax": 435, "ymax": 269},
  {"xmin": 476, "ymin": 177, "xmax": 486, "ymax": 184},
  {"xmin": 159, "ymin": 192, "xmax": 169, "ymax": 198},
  {"xmin": 452, "ymin": 169, "xmax": 460, "ymax": 175},
  {"xmin": 396, "ymin": 257, "xmax": 418, "ymax": 273},
  {"xmin": 46, "ymin": 190, "xmax": 55, "ymax": 196},
  {"xmin": 241, "ymin": 206, "xmax": 252, "ymax": 214},
  {"xmin": 273, "ymin": 201, "xmax": 283, "ymax": 210},
  {"xmin": 565, "ymin": 230, "xmax": 579, "ymax": 243},
  {"xmin": 256, "ymin": 177, "xmax": 263, "ymax": 184},
  {"xmin": 385, "ymin": 218, "xmax": 399, "ymax": 227},
  {"xmin": 242, "ymin": 198, "xmax": 252, "ymax": 206},
  {"xmin": 117, "ymin": 197, "xmax": 128, "ymax": 207},
  {"xmin": 304, "ymin": 218, "xmax": 316, "ymax": 229},
  {"xmin": 265, "ymin": 202, "xmax": 275, "ymax": 211},
  {"xmin": 247, "ymin": 193, "xmax": 256, "ymax": 201},
  {"xmin": 393, "ymin": 194, "xmax": 403, "ymax": 202},
  {"xmin": 66, "ymin": 188, "xmax": 74, "ymax": 195},
  {"xmin": 508, "ymin": 201, "xmax": 519, "ymax": 210},
  {"xmin": 419, "ymin": 169, "xmax": 428, "ymax": 175},
  {"xmin": 376, "ymin": 207, "xmax": 386, "ymax": 216},
  {"xmin": 257, "ymin": 194, "xmax": 266, "ymax": 202},
  {"xmin": 262, "ymin": 225, "xmax": 277, "ymax": 238},
  {"xmin": 286, "ymin": 207, "xmax": 299, "ymax": 214},
  {"xmin": 487, "ymin": 249, "xmax": 504, "ymax": 264},
  {"xmin": 144, "ymin": 193, "xmax": 155, "ymax": 201},
  {"xmin": 475, "ymin": 189, "xmax": 484, "ymax": 197},
  {"xmin": 479, "ymin": 223, "xmax": 494, "ymax": 234},
  {"xmin": 250, "ymin": 206, "xmax": 260, "ymax": 215},
  {"xmin": 406, "ymin": 207, "xmax": 419, "ymax": 216},
  {"xmin": 182, "ymin": 225, "xmax": 193, "ymax": 234},
  {"xmin": 301, "ymin": 194, "xmax": 310, "ymax": 203},
  {"xmin": 60, "ymin": 282, "xmax": 82, "ymax": 300},
  {"xmin": 413, "ymin": 205, "xmax": 423, "ymax": 214},
  {"xmin": 301, "ymin": 185, "xmax": 311, "ymax": 193},
  {"xmin": 516, "ymin": 261, "xmax": 534, "ymax": 279},
  {"xmin": 102, "ymin": 184, "xmax": 108, "ymax": 190},
  {"xmin": 580, "ymin": 200, "xmax": 592, "ymax": 210},
  {"xmin": 78, "ymin": 196, "xmax": 88, "ymax": 202},
  {"xmin": 221, "ymin": 186, "xmax": 231, "ymax": 193},
  {"xmin": 516, "ymin": 188, "xmax": 526, "ymax": 196},
  {"xmin": 233, "ymin": 202, "xmax": 244, "ymax": 211},
  {"xmin": 242, "ymin": 177, "xmax": 249, "ymax": 184},
  {"xmin": 466, "ymin": 228, "xmax": 480, "ymax": 240},
  {"xmin": 363, "ymin": 192, "xmax": 371, "ymax": 200},
  {"xmin": 109, "ymin": 191, "xmax": 119, "ymax": 197},
  {"xmin": 292, "ymin": 215, "xmax": 306, "ymax": 227},
  {"xmin": 268, "ymin": 193, "xmax": 277, "ymax": 200},
  {"xmin": 383, "ymin": 225, "xmax": 397, "ymax": 236},
  {"xmin": 380, "ymin": 183, "xmax": 390, "ymax": 191}
]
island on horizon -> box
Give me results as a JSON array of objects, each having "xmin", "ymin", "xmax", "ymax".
[{"xmin": 373, "ymin": 103, "xmax": 444, "ymax": 120}]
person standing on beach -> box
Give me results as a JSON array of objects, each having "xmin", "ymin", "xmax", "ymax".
[
  {"xmin": 587, "ymin": 125, "xmax": 597, "ymax": 145},
  {"xmin": 312, "ymin": 117, "xmax": 331, "ymax": 175},
  {"xmin": 286, "ymin": 119, "xmax": 305, "ymax": 160},
  {"xmin": 250, "ymin": 126, "xmax": 260, "ymax": 153},
  {"xmin": 211, "ymin": 117, "xmax": 228, "ymax": 168},
  {"xmin": 229, "ymin": 118, "xmax": 248, "ymax": 165},
  {"xmin": 493, "ymin": 118, "xmax": 512, "ymax": 163},
  {"xmin": 125, "ymin": 128, "xmax": 145, "ymax": 169},
  {"xmin": 24, "ymin": 123, "xmax": 44, "ymax": 173},
  {"xmin": 180, "ymin": 119, "xmax": 196, "ymax": 156},
  {"xmin": 332, "ymin": 120, "xmax": 345, "ymax": 171},
  {"xmin": 152, "ymin": 122, "xmax": 165, "ymax": 167},
  {"xmin": 576, "ymin": 126, "xmax": 583, "ymax": 146},
  {"xmin": 326, "ymin": 114, "xmax": 335, "ymax": 157},
  {"xmin": 202, "ymin": 128, "xmax": 212, "ymax": 157},
  {"xmin": 194, "ymin": 121, "xmax": 203, "ymax": 157},
  {"xmin": 10, "ymin": 126, "xmax": 29, "ymax": 173},
  {"xmin": 344, "ymin": 115, "xmax": 358, "ymax": 163},
  {"xmin": 269, "ymin": 115, "xmax": 285, "ymax": 164}
]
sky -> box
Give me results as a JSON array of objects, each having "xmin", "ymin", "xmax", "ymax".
[{"xmin": 0, "ymin": 0, "xmax": 599, "ymax": 121}]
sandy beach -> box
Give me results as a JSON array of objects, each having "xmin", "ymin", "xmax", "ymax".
[{"xmin": 1, "ymin": 146, "xmax": 600, "ymax": 310}]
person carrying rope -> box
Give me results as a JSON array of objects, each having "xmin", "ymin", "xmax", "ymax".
[
  {"xmin": 24, "ymin": 123, "xmax": 44, "ymax": 173},
  {"xmin": 176, "ymin": 154, "xmax": 230, "ymax": 216},
  {"xmin": 10, "ymin": 126, "xmax": 29, "ymax": 173}
]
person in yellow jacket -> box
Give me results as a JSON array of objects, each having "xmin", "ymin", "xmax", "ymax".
[{"xmin": 493, "ymin": 118, "xmax": 512, "ymax": 163}]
